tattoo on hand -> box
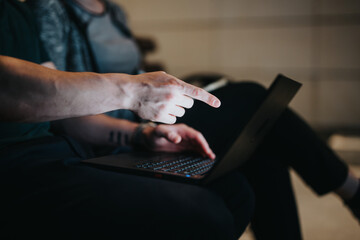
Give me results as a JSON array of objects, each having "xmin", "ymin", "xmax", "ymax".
[
  {"xmin": 109, "ymin": 131, "xmax": 114, "ymax": 143},
  {"xmin": 109, "ymin": 131, "xmax": 130, "ymax": 146}
]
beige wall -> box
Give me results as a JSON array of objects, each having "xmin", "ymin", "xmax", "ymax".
[{"xmin": 114, "ymin": 0, "xmax": 360, "ymax": 129}]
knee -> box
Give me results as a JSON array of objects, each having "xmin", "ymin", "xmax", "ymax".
[
  {"xmin": 176, "ymin": 187, "xmax": 238, "ymax": 240},
  {"xmin": 183, "ymin": 174, "xmax": 254, "ymax": 239},
  {"xmin": 234, "ymin": 174, "xmax": 255, "ymax": 235},
  {"xmin": 211, "ymin": 173, "xmax": 255, "ymax": 236}
]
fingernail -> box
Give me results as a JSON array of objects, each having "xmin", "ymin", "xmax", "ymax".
[
  {"xmin": 208, "ymin": 151, "xmax": 215, "ymax": 159},
  {"xmin": 174, "ymin": 136, "xmax": 181, "ymax": 143},
  {"xmin": 213, "ymin": 99, "xmax": 221, "ymax": 108},
  {"xmin": 169, "ymin": 132, "xmax": 181, "ymax": 143}
]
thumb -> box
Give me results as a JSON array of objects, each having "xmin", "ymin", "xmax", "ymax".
[
  {"xmin": 155, "ymin": 127, "xmax": 182, "ymax": 144},
  {"xmin": 167, "ymin": 131, "xmax": 182, "ymax": 144}
]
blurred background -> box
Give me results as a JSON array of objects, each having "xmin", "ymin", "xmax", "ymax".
[
  {"xmin": 114, "ymin": 0, "xmax": 360, "ymax": 239},
  {"xmin": 116, "ymin": 0, "xmax": 360, "ymax": 131}
]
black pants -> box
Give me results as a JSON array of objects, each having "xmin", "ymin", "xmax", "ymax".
[
  {"xmin": 0, "ymin": 82, "xmax": 348, "ymax": 240},
  {"xmin": 179, "ymin": 82, "xmax": 348, "ymax": 239},
  {"xmin": 0, "ymin": 137, "xmax": 254, "ymax": 239}
]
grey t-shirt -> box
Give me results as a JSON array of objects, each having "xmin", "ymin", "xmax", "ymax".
[
  {"xmin": 29, "ymin": 0, "xmax": 142, "ymax": 74},
  {"xmin": 67, "ymin": 2, "xmax": 140, "ymax": 121},
  {"xmin": 87, "ymin": 12, "xmax": 141, "ymax": 74}
]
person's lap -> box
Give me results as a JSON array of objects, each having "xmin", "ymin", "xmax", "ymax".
[
  {"xmin": 5, "ymin": 80, "xmax": 345, "ymax": 239},
  {"xmin": 0, "ymin": 135, "xmax": 254, "ymax": 239}
]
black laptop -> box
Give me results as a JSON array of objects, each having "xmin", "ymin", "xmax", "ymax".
[{"xmin": 82, "ymin": 74, "xmax": 301, "ymax": 185}]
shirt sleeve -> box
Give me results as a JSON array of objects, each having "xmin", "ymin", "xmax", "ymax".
[
  {"xmin": 37, "ymin": 38, "xmax": 50, "ymax": 63},
  {"xmin": 28, "ymin": 0, "xmax": 70, "ymax": 71}
]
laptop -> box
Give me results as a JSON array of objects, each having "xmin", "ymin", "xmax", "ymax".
[{"xmin": 82, "ymin": 74, "xmax": 302, "ymax": 185}]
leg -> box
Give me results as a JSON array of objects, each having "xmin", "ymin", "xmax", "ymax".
[
  {"xmin": 180, "ymin": 82, "xmax": 348, "ymax": 194},
  {"xmin": 179, "ymin": 82, "xmax": 303, "ymax": 239},
  {"xmin": 253, "ymin": 108, "xmax": 360, "ymax": 223},
  {"xmin": 0, "ymin": 137, "xmax": 254, "ymax": 240},
  {"xmin": 180, "ymin": 81, "xmax": 355, "ymax": 236},
  {"xmin": 260, "ymin": 109, "xmax": 348, "ymax": 195},
  {"xmin": 241, "ymin": 142, "xmax": 302, "ymax": 239}
]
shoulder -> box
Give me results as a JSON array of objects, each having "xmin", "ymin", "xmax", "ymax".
[
  {"xmin": 27, "ymin": 0, "xmax": 72, "ymax": 37},
  {"xmin": 105, "ymin": 0, "xmax": 128, "ymax": 23},
  {"xmin": 27, "ymin": 0, "xmax": 69, "ymax": 22},
  {"xmin": 27, "ymin": 0, "xmax": 63, "ymax": 11}
]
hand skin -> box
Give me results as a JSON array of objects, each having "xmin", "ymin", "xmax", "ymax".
[
  {"xmin": 54, "ymin": 114, "xmax": 139, "ymax": 147},
  {"xmin": 0, "ymin": 56, "xmax": 218, "ymax": 157},
  {"xmin": 0, "ymin": 55, "xmax": 220, "ymax": 124},
  {"xmin": 35, "ymin": 60, "xmax": 217, "ymax": 156},
  {"xmin": 141, "ymin": 123, "xmax": 216, "ymax": 160},
  {"xmin": 56, "ymin": 116, "xmax": 216, "ymax": 160},
  {"xmin": 126, "ymin": 71, "xmax": 221, "ymax": 124}
]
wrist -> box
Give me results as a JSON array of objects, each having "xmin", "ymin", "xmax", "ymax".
[
  {"xmin": 131, "ymin": 122, "xmax": 157, "ymax": 147},
  {"xmin": 104, "ymin": 73, "xmax": 138, "ymax": 111}
]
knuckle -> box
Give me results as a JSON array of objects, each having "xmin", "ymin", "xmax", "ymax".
[
  {"xmin": 155, "ymin": 71, "xmax": 166, "ymax": 76},
  {"xmin": 165, "ymin": 93, "xmax": 174, "ymax": 100},
  {"xmin": 153, "ymin": 111, "xmax": 161, "ymax": 120},
  {"xmin": 192, "ymin": 88, "xmax": 200, "ymax": 97},
  {"xmin": 169, "ymin": 81, "xmax": 183, "ymax": 90},
  {"xmin": 168, "ymin": 78, "xmax": 178, "ymax": 85},
  {"xmin": 159, "ymin": 104, "xmax": 166, "ymax": 111},
  {"xmin": 195, "ymin": 132, "xmax": 203, "ymax": 139}
]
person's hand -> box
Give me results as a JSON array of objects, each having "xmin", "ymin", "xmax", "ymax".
[
  {"xmin": 129, "ymin": 71, "xmax": 221, "ymax": 124},
  {"xmin": 141, "ymin": 123, "xmax": 216, "ymax": 159}
]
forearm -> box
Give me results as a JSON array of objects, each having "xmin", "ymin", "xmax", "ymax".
[
  {"xmin": 0, "ymin": 55, "xmax": 131, "ymax": 122},
  {"xmin": 57, "ymin": 114, "xmax": 139, "ymax": 147},
  {"xmin": 0, "ymin": 55, "xmax": 220, "ymax": 124}
]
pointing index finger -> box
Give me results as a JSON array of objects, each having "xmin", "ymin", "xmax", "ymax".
[{"xmin": 180, "ymin": 81, "xmax": 221, "ymax": 108}]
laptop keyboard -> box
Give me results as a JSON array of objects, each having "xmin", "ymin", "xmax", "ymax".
[{"xmin": 136, "ymin": 156, "xmax": 215, "ymax": 176}]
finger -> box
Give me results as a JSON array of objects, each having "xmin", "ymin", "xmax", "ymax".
[
  {"xmin": 193, "ymin": 132, "xmax": 216, "ymax": 159},
  {"xmin": 179, "ymin": 81, "xmax": 221, "ymax": 108},
  {"xmin": 167, "ymin": 132, "xmax": 182, "ymax": 143},
  {"xmin": 168, "ymin": 105, "xmax": 186, "ymax": 117},
  {"xmin": 180, "ymin": 125, "xmax": 216, "ymax": 159},
  {"xmin": 175, "ymin": 95, "xmax": 194, "ymax": 109},
  {"xmin": 155, "ymin": 126, "xmax": 182, "ymax": 143},
  {"xmin": 157, "ymin": 114, "xmax": 176, "ymax": 125}
]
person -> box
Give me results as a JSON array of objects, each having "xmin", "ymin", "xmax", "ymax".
[
  {"xmin": 0, "ymin": 0, "xmax": 256, "ymax": 239},
  {"xmin": 28, "ymin": 0, "xmax": 360, "ymax": 239}
]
